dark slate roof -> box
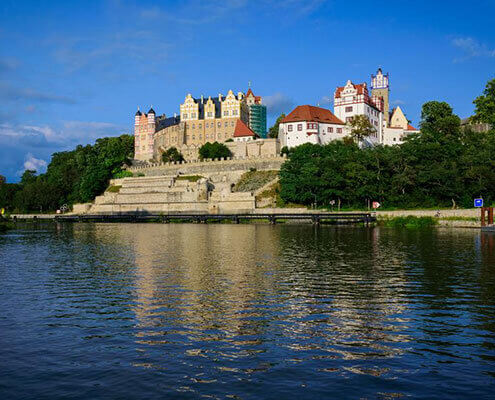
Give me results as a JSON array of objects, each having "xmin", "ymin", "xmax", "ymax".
[
  {"xmin": 148, "ymin": 107, "xmax": 155, "ymax": 114},
  {"xmin": 156, "ymin": 115, "xmax": 181, "ymax": 131},
  {"xmin": 194, "ymin": 97, "xmax": 222, "ymax": 119},
  {"xmin": 135, "ymin": 109, "xmax": 142, "ymax": 116}
]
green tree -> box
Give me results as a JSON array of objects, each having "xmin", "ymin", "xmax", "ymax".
[
  {"xmin": 473, "ymin": 78, "xmax": 495, "ymax": 126},
  {"xmin": 347, "ymin": 115, "xmax": 375, "ymax": 144},
  {"xmin": 268, "ymin": 113, "xmax": 286, "ymax": 138},
  {"xmin": 0, "ymin": 175, "xmax": 5, "ymax": 186},
  {"xmin": 161, "ymin": 147, "xmax": 184, "ymax": 163},
  {"xmin": 198, "ymin": 142, "xmax": 232, "ymax": 160},
  {"xmin": 420, "ymin": 101, "xmax": 461, "ymax": 138}
]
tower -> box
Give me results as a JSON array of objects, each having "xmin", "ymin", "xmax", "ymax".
[{"xmin": 371, "ymin": 68, "xmax": 390, "ymax": 126}]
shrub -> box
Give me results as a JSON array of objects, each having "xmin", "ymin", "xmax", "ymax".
[
  {"xmin": 112, "ymin": 170, "xmax": 133, "ymax": 179},
  {"xmin": 161, "ymin": 147, "xmax": 184, "ymax": 163},
  {"xmin": 198, "ymin": 142, "xmax": 232, "ymax": 160}
]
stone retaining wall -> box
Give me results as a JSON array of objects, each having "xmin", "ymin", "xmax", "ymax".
[{"xmin": 128, "ymin": 155, "xmax": 286, "ymax": 177}]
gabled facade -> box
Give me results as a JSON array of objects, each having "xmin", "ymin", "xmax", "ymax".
[
  {"xmin": 333, "ymin": 80, "xmax": 382, "ymax": 145},
  {"xmin": 279, "ymin": 105, "xmax": 346, "ymax": 148}
]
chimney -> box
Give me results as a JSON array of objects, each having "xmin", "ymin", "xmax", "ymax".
[
  {"xmin": 219, "ymin": 93, "xmax": 222, "ymax": 101},
  {"xmin": 201, "ymin": 95, "xmax": 204, "ymax": 102}
]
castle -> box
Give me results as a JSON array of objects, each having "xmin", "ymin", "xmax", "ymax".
[
  {"xmin": 279, "ymin": 68, "xmax": 418, "ymax": 148},
  {"xmin": 135, "ymin": 68, "xmax": 419, "ymax": 161},
  {"xmin": 134, "ymin": 89, "xmax": 267, "ymax": 161}
]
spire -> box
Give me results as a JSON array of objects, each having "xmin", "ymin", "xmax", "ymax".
[
  {"xmin": 135, "ymin": 107, "xmax": 142, "ymax": 116},
  {"xmin": 148, "ymin": 105, "xmax": 155, "ymax": 114}
]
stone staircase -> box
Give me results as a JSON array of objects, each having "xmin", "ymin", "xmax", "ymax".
[{"xmin": 76, "ymin": 174, "xmax": 255, "ymax": 215}]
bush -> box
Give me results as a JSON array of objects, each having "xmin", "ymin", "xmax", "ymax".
[
  {"xmin": 198, "ymin": 142, "xmax": 232, "ymax": 160},
  {"xmin": 112, "ymin": 170, "xmax": 133, "ymax": 179},
  {"xmin": 161, "ymin": 147, "xmax": 184, "ymax": 163}
]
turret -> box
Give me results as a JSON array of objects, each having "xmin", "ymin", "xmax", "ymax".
[
  {"xmin": 135, "ymin": 107, "xmax": 142, "ymax": 125},
  {"xmin": 148, "ymin": 106, "xmax": 155, "ymax": 123}
]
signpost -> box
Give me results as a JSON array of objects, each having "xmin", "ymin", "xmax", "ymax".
[
  {"xmin": 474, "ymin": 198, "xmax": 484, "ymax": 208},
  {"xmin": 372, "ymin": 201, "xmax": 381, "ymax": 210}
]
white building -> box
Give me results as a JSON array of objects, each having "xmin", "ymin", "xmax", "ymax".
[
  {"xmin": 382, "ymin": 106, "xmax": 419, "ymax": 145},
  {"xmin": 279, "ymin": 105, "xmax": 346, "ymax": 149},
  {"xmin": 333, "ymin": 80, "xmax": 383, "ymax": 145}
]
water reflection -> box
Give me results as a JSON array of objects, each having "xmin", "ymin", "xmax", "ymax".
[{"xmin": 1, "ymin": 223, "xmax": 494, "ymax": 399}]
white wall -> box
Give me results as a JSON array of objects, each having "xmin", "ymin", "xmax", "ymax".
[{"xmin": 279, "ymin": 121, "xmax": 346, "ymax": 148}]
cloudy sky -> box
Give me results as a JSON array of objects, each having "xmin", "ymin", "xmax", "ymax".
[{"xmin": 1, "ymin": 0, "xmax": 494, "ymax": 181}]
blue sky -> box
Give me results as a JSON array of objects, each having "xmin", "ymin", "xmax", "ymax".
[{"xmin": 1, "ymin": 0, "xmax": 494, "ymax": 182}]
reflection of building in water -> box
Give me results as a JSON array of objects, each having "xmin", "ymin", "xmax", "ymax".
[{"xmin": 123, "ymin": 224, "xmax": 282, "ymax": 345}]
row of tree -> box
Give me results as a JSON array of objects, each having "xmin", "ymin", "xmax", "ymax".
[
  {"xmin": 279, "ymin": 100, "xmax": 495, "ymax": 209},
  {"xmin": 0, "ymin": 135, "xmax": 134, "ymax": 213}
]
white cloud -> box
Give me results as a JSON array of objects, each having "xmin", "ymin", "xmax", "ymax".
[
  {"xmin": 0, "ymin": 120, "xmax": 125, "ymax": 145},
  {"xmin": 451, "ymin": 37, "xmax": 495, "ymax": 62},
  {"xmin": 318, "ymin": 96, "xmax": 332, "ymax": 106},
  {"xmin": 391, "ymin": 99, "xmax": 405, "ymax": 105},
  {"xmin": 23, "ymin": 153, "xmax": 47, "ymax": 173},
  {"xmin": 263, "ymin": 93, "xmax": 295, "ymax": 116}
]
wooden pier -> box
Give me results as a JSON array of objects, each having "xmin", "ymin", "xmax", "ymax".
[{"xmin": 11, "ymin": 212, "xmax": 377, "ymax": 225}]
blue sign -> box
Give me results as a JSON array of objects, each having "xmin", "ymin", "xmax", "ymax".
[{"xmin": 474, "ymin": 198, "xmax": 484, "ymax": 208}]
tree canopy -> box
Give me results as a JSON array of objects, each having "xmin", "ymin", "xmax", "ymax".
[
  {"xmin": 280, "ymin": 101, "xmax": 495, "ymax": 209},
  {"xmin": 161, "ymin": 147, "xmax": 184, "ymax": 163},
  {"xmin": 347, "ymin": 114, "xmax": 376, "ymax": 144},
  {"xmin": 473, "ymin": 78, "xmax": 495, "ymax": 126},
  {"xmin": 0, "ymin": 134, "xmax": 134, "ymax": 213},
  {"xmin": 198, "ymin": 142, "xmax": 232, "ymax": 160}
]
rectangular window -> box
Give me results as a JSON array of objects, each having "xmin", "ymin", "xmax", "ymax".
[
  {"xmin": 233, "ymin": 110, "xmax": 238, "ymax": 115},
  {"xmin": 224, "ymin": 111, "xmax": 228, "ymax": 116},
  {"xmin": 217, "ymin": 122, "xmax": 221, "ymax": 127},
  {"xmin": 297, "ymin": 124, "xmax": 302, "ymax": 131},
  {"xmin": 183, "ymin": 113, "xmax": 188, "ymax": 119},
  {"xmin": 328, "ymin": 127, "xmax": 333, "ymax": 133},
  {"xmin": 207, "ymin": 112, "xmax": 212, "ymax": 117},
  {"xmin": 224, "ymin": 122, "xmax": 228, "ymax": 127},
  {"xmin": 345, "ymin": 106, "xmax": 353, "ymax": 112},
  {"xmin": 288, "ymin": 124, "xmax": 293, "ymax": 132},
  {"xmin": 337, "ymin": 128, "xmax": 342, "ymax": 134}
]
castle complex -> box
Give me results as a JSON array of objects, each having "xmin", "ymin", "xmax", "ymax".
[
  {"xmin": 134, "ymin": 89, "xmax": 267, "ymax": 161},
  {"xmin": 280, "ymin": 68, "xmax": 419, "ymax": 148},
  {"xmin": 134, "ymin": 68, "xmax": 419, "ymax": 162}
]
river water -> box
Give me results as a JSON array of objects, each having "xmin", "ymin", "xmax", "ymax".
[{"xmin": 0, "ymin": 223, "xmax": 494, "ymax": 399}]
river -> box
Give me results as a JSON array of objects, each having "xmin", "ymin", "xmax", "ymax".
[{"xmin": 1, "ymin": 223, "xmax": 494, "ymax": 399}]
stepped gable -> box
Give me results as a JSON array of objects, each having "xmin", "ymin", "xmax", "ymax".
[
  {"xmin": 334, "ymin": 82, "xmax": 368, "ymax": 99},
  {"xmin": 234, "ymin": 119, "xmax": 259, "ymax": 138},
  {"xmin": 282, "ymin": 105, "xmax": 345, "ymax": 125},
  {"xmin": 194, "ymin": 96, "xmax": 222, "ymax": 119}
]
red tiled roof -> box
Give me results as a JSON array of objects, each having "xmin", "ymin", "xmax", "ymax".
[
  {"xmin": 246, "ymin": 88, "xmax": 254, "ymax": 97},
  {"xmin": 407, "ymin": 124, "xmax": 418, "ymax": 131},
  {"xmin": 334, "ymin": 82, "xmax": 367, "ymax": 99},
  {"xmin": 282, "ymin": 105, "xmax": 345, "ymax": 125},
  {"xmin": 234, "ymin": 119, "xmax": 258, "ymax": 137}
]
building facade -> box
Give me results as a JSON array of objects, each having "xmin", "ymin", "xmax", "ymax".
[
  {"xmin": 333, "ymin": 80, "xmax": 383, "ymax": 145},
  {"xmin": 279, "ymin": 68, "xmax": 419, "ymax": 149},
  {"xmin": 279, "ymin": 105, "xmax": 346, "ymax": 148},
  {"xmin": 134, "ymin": 89, "xmax": 267, "ymax": 161}
]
